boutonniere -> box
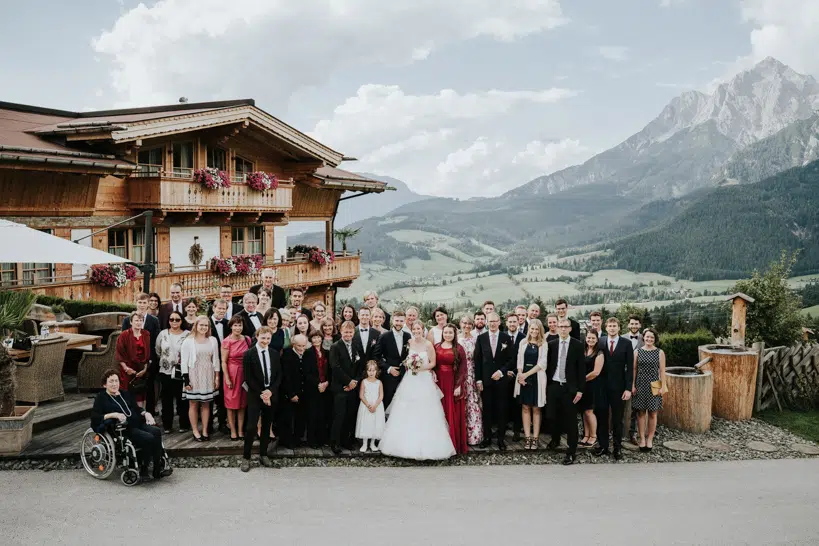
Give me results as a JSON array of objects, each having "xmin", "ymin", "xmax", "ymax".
[
  {"xmin": 501, "ymin": 343, "xmax": 508, "ymax": 351},
  {"xmin": 354, "ymin": 354, "xmax": 360, "ymax": 362}
]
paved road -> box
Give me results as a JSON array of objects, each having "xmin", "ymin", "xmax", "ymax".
[{"xmin": 2, "ymin": 459, "xmax": 818, "ymax": 545}]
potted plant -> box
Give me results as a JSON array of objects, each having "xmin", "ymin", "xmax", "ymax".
[
  {"xmin": 51, "ymin": 304, "xmax": 66, "ymax": 322},
  {"xmin": 0, "ymin": 290, "xmax": 38, "ymax": 455},
  {"xmin": 334, "ymin": 227, "xmax": 361, "ymax": 255}
]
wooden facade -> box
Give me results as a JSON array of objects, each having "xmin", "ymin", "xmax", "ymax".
[{"xmin": 0, "ymin": 98, "xmax": 386, "ymax": 305}]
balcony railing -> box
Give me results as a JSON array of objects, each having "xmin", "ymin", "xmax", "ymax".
[
  {"xmin": 127, "ymin": 169, "xmax": 293, "ymax": 212},
  {"xmin": 4, "ymin": 254, "xmax": 361, "ymax": 305}
]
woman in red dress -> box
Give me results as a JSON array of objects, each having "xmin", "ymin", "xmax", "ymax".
[
  {"xmin": 116, "ymin": 311, "xmax": 151, "ymax": 406},
  {"xmin": 435, "ymin": 323, "xmax": 468, "ymax": 454}
]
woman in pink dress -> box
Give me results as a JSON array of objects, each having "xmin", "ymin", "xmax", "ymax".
[
  {"xmin": 435, "ymin": 323, "xmax": 468, "ymax": 454},
  {"xmin": 458, "ymin": 315, "xmax": 482, "ymax": 446},
  {"xmin": 220, "ymin": 315, "xmax": 251, "ymax": 440}
]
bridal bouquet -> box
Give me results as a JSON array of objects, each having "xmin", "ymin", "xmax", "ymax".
[{"xmin": 403, "ymin": 353, "xmax": 422, "ymax": 376}]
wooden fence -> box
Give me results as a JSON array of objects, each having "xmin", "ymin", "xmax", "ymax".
[{"xmin": 757, "ymin": 343, "xmax": 819, "ymax": 412}]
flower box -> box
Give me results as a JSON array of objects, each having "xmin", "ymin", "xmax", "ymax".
[
  {"xmin": 210, "ymin": 254, "xmax": 264, "ymax": 276},
  {"xmin": 193, "ymin": 167, "xmax": 230, "ymax": 190},
  {"xmin": 246, "ymin": 171, "xmax": 278, "ymax": 192},
  {"xmin": 89, "ymin": 264, "xmax": 139, "ymax": 288}
]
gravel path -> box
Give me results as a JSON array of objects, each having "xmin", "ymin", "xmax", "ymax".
[{"xmin": 2, "ymin": 417, "xmax": 816, "ymax": 471}]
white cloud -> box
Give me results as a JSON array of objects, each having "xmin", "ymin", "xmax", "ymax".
[
  {"xmin": 512, "ymin": 138, "xmax": 589, "ymax": 173},
  {"xmin": 311, "ymin": 84, "xmax": 581, "ymax": 197},
  {"xmin": 659, "ymin": 0, "xmax": 687, "ymax": 7},
  {"xmin": 92, "ymin": 0, "xmax": 568, "ymax": 106},
  {"xmin": 598, "ymin": 46, "xmax": 629, "ymax": 62}
]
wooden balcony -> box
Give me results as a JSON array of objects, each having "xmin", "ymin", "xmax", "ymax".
[
  {"xmin": 127, "ymin": 169, "xmax": 293, "ymax": 213},
  {"xmin": 8, "ymin": 255, "xmax": 360, "ymax": 305}
]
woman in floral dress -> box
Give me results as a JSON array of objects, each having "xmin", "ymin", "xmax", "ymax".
[{"xmin": 458, "ymin": 314, "xmax": 483, "ymax": 446}]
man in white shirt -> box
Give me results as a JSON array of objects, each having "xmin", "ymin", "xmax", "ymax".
[
  {"xmin": 241, "ymin": 327, "xmax": 281, "ymax": 472},
  {"xmin": 515, "ymin": 305, "xmax": 528, "ymax": 335},
  {"xmin": 354, "ymin": 307, "xmax": 380, "ymax": 361},
  {"xmin": 239, "ymin": 292, "xmax": 262, "ymax": 337},
  {"xmin": 402, "ymin": 306, "xmax": 426, "ymax": 337},
  {"xmin": 159, "ymin": 283, "xmax": 187, "ymax": 329},
  {"xmin": 209, "ymin": 298, "xmax": 229, "ymax": 434},
  {"xmin": 211, "ymin": 284, "xmax": 243, "ymax": 320}
]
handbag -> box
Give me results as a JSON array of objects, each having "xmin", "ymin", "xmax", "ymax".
[
  {"xmin": 129, "ymin": 374, "xmax": 147, "ymax": 394},
  {"xmin": 650, "ymin": 380, "xmax": 668, "ymax": 396}
]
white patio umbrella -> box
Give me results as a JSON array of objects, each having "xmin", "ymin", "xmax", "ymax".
[{"xmin": 0, "ymin": 219, "xmax": 130, "ymax": 265}]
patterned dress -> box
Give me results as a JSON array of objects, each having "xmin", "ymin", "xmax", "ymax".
[
  {"xmin": 633, "ymin": 348, "xmax": 663, "ymax": 412},
  {"xmin": 459, "ymin": 335, "xmax": 483, "ymax": 446}
]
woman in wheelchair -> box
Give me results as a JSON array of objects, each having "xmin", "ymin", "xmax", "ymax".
[{"xmin": 91, "ymin": 369, "xmax": 171, "ymax": 483}]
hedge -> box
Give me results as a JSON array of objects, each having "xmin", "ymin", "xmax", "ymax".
[
  {"xmin": 34, "ymin": 294, "xmax": 135, "ymax": 318},
  {"xmin": 657, "ymin": 329, "xmax": 715, "ymax": 367}
]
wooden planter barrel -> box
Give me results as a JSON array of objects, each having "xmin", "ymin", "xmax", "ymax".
[
  {"xmin": 659, "ymin": 367, "xmax": 713, "ymax": 433},
  {"xmin": 697, "ymin": 344, "xmax": 759, "ymax": 421}
]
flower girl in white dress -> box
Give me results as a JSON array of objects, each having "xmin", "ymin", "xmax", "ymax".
[
  {"xmin": 355, "ymin": 361, "xmax": 386, "ymax": 452},
  {"xmin": 379, "ymin": 322, "xmax": 456, "ymax": 460}
]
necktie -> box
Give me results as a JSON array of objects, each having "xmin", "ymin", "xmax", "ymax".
[
  {"xmin": 610, "ymin": 340, "xmax": 615, "ymax": 355},
  {"xmin": 262, "ymin": 350, "xmax": 269, "ymax": 386},
  {"xmin": 490, "ymin": 333, "xmax": 497, "ymax": 354},
  {"xmin": 558, "ymin": 341, "xmax": 567, "ymax": 382},
  {"xmin": 346, "ymin": 342, "xmax": 352, "ymax": 361}
]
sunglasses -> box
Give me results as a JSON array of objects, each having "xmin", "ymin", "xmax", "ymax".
[{"xmin": 169, "ymin": 318, "xmax": 182, "ymax": 322}]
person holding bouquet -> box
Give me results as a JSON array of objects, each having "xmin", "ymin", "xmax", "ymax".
[{"xmin": 355, "ymin": 361, "xmax": 385, "ymax": 452}]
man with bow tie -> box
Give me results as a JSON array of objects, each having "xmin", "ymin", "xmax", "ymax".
[
  {"xmin": 209, "ymin": 298, "xmax": 230, "ymax": 434},
  {"xmin": 624, "ymin": 315, "xmax": 644, "ymax": 444},
  {"xmin": 378, "ymin": 311, "xmax": 410, "ymax": 410},
  {"xmin": 354, "ymin": 307, "xmax": 381, "ymax": 362},
  {"xmin": 238, "ymin": 292, "xmax": 263, "ymax": 338},
  {"xmin": 158, "ymin": 283, "xmax": 188, "ymax": 330}
]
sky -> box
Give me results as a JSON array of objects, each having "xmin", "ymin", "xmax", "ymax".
[{"xmin": 1, "ymin": 0, "xmax": 818, "ymax": 198}]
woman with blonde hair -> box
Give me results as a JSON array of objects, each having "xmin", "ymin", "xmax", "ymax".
[
  {"xmin": 181, "ymin": 316, "xmax": 220, "ymax": 441},
  {"xmin": 371, "ymin": 307, "xmax": 387, "ymax": 333},
  {"xmin": 309, "ymin": 301, "xmax": 328, "ymax": 333},
  {"xmin": 515, "ymin": 319, "xmax": 548, "ymax": 449}
]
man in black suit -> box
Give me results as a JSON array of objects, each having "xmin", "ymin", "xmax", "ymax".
[
  {"xmin": 249, "ymin": 268, "xmax": 287, "ymax": 309},
  {"xmin": 288, "ymin": 287, "xmax": 312, "ymax": 321},
  {"xmin": 208, "ymin": 298, "xmax": 230, "ymax": 434},
  {"xmin": 241, "ymin": 326, "xmax": 281, "ymax": 472},
  {"xmin": 474, "ymin": 312, "xmax": 515, "ymax": 450},
  {"xmin": 505, "ymin": 313, "xmax": 526, "ymax": 441},
  {"xmin": 545, "ymin": 318, "xmax": 586, "ymax": 465},
  {"xmin": 377, "ymin": 311, "xmax": 410, "ymax": 410},
  {"xmin": 594, "ymin": 317, "xmax": 635, "ymax": 460},
  {"xmin": 122, "ymin": 292, "xmax": 161, "ymax": 414},
  {"xmin": 329, "ymin": 321, "xmax": 364, "ymax": 454},
  {"xmin": 354, "ymin": 307, "xmax": 381, "ymax": 362},
  {"xmin": 236, "ymin": 292, "xmax": 263, "ymax": 338},
  {"xmin": 555, "ymin": 299, "xmax": 581, "ymax": 340},
  {"xmin": 279, "ymin": 334, "xmax": 309, "ymax": 449},
  {"xmin": 158, "ymin": 282, "xmax": 187, "ymax": 330},
  {"xmin": 514, "ymin": 305, "xmax": 529, "ymax": 336},
  {"xmin": 208, "ymin": 284, "xmax": 243, "ymax": 320}
]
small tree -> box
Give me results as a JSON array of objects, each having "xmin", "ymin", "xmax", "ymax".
[
  {"xmin": 333, "ymin": 227, "xmax": 361, "ymax": 253},
  {"xmin": 732, "ymin": 250, "xmax": 804, "ymax": 347},
  {"xmin": 0, "ymin": 290, "xmax": 37, "ymax": 416}
]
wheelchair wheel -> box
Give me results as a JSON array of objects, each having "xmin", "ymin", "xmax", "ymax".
[
  {"xmin": 80, "ymin": 428, "xmax": 116, "ymax": 480},
  {"xmin": 121, "ymin": 469, "xmax": 141, "ymax": 487}
]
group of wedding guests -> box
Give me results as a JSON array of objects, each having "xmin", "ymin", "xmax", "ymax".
[{"xmin": 113, "ymin": 270, "xmax": 667, "ymax": 469}]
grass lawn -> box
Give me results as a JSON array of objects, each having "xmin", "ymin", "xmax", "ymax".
[{"xmin": 758, "ymin": 410, "xmax": 819, "ymax": 443}]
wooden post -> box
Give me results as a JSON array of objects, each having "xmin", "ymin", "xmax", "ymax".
[
  {"xmin": 725, "ymin": 293, "xmax": 755, "ymax": 347},
  {"xmin": 753, "ymin": 341, "xmax": 765, "ymax": 413},
  {"xmin": 325, "ymin": 220, "xmax": 333, "ymax": 252}
]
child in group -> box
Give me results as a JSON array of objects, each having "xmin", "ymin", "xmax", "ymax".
[{"xmin": 355, "ymin": 360, "xmax": 385, "ymax": 452}]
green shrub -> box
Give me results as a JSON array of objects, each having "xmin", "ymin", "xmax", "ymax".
[
  {"xmin": 657, "ymin": 329, "xmax": 715, "ymax": 367},
  {"xmin": 34, "ymin": 295, "xmax": 135, "ymax": 318}
]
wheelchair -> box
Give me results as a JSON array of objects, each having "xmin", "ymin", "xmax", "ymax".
[{"xmin": 80, "ymin": 419, "xmax": 172, "ymax": 486}]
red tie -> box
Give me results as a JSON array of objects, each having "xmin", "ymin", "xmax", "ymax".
[{"xmin": 610, "ymin": 340, "xmax": 615, "ymax": 355}]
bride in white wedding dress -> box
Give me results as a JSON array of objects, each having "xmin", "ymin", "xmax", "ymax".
[{"xmin": 379, "ymin": 321, "xmax": 456, "ymax": 461}]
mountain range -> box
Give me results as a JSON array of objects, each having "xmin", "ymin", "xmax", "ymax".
[{"xmin": 298, "ymin": 57, "xmax": 819, "ymax": 278}]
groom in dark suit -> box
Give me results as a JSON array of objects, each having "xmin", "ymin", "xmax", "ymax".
[
  {"xmin": 377, "ymin": 311, "xmax": 411, "ymax": 410},
  {"xmin": 474, "ymin": 312, "xmax": 515, "ymax": 450},
  {"xmin": 329, "ymin": 321, "xmax": 364, "ymax": 454},
  {"xmin": 545, "ymin": 319, "xmax": 586, "ymax": 465},
  {"xmin": 594, "ymin": 317, "xmax": 635, "ymax": 460}
]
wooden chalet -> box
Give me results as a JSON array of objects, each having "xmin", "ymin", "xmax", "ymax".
[{"xmin": 0, "ymin": 98, "xmax": 385, "ymax": 308}]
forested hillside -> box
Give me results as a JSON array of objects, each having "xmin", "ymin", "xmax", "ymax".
[{"xmin": 584, "ymin": 161, "xmax": 819, "ymax": 280}]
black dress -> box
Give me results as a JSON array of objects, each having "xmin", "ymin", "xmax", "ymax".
[
  {"xmin": 517, "ymin": 343, "xmax": 540, "ymax": 406},
  {"xmin": 579, "ymin": 351, "xmax": 599, "ymax": 411}
]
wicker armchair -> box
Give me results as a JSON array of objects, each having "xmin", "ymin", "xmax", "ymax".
[
  {"xmin": 76, "ymin": 330, "xmax": 122, "ymax": 392},
  {"xmin": 15, "ymin": 336, "xmax": 69, "ymax": 404}
]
